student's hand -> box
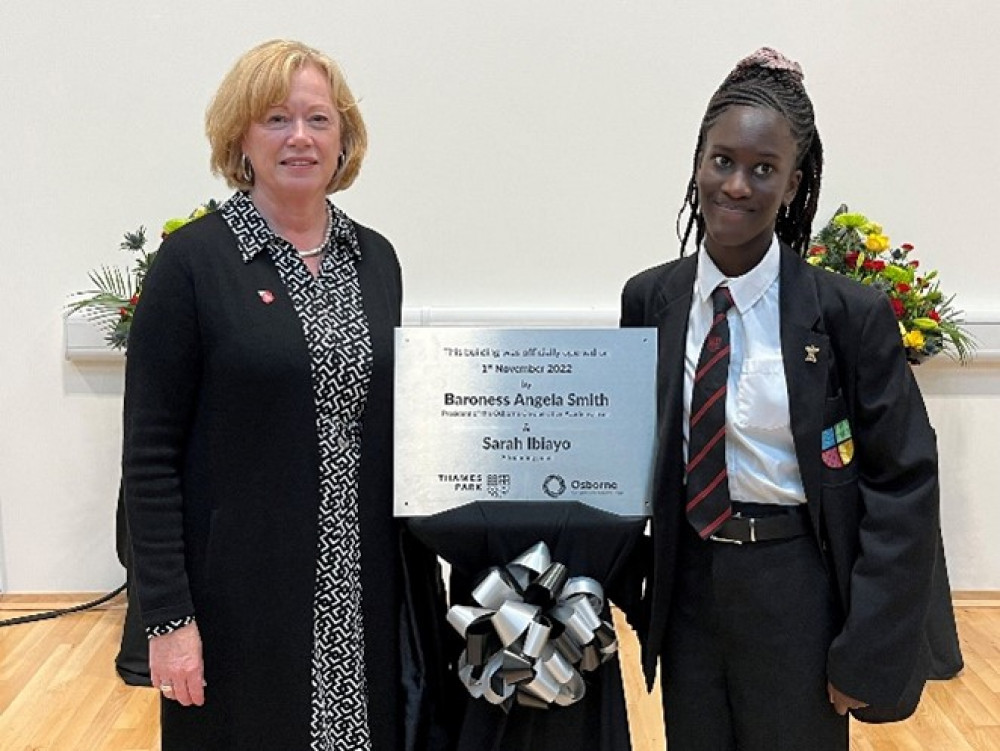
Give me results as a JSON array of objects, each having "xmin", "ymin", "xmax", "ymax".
[{"xmin": 827, "ymin": 681, "xmax": 868, "ymax": 716}]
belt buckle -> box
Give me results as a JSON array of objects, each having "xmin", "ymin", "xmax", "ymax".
[
  {"xmin": 709, "ymin": 514, "xmax": 755, "ymax": 545},
  {"xmin": 709, "ymin": 534, "xmax": 742, "ymax": 545}
]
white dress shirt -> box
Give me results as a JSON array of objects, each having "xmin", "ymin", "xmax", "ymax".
[{"xmin": 684, "ymin": 236, "xmax": 807, "ymax": 506}]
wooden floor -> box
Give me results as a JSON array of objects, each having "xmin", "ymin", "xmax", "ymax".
[
  {"xmin": 1, "ymin": 594, "xmax": 999, "ymax": 750},
  {"xmin": 614, "ymin": 604, "xmax": 1000, "ymax": 751}
]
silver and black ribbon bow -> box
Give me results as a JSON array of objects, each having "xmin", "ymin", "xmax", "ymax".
[{"xmin": 446, "ymin": 541, "xmax": 618, "ymax": 710}]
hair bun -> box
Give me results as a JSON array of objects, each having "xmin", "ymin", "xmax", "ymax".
[{"xmin": 733, "ymin": 47, "xmax": 804, "ymax": 83}]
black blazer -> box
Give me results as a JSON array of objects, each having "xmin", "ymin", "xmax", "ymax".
[{"xmin": 620, "ymin": 243, "xmax": 939, "ymax": 720}]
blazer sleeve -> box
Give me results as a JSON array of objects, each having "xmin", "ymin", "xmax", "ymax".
[
  {"xmin": 122, "ymin": 235, "xmax": 202, "ymax": 627},
  {"xmin": 825, "ymin": 293, "xmax": 939, "ymax": 709}
]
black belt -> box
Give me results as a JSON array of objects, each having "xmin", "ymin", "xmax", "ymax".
[{"xmin": 709, "ymin": 504, "xmax": 810, "ymax": 545}]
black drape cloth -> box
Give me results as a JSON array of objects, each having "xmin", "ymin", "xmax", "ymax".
[
  {"xmin": 407, "ymin": 502, "xmax": 646, "ymax": 751},
  {"xmin": 399, "ymin": 526, "xmax": 463, "ymax": 751}
]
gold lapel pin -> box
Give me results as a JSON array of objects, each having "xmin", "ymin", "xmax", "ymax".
[{"xmin": 804, "ymin": 344, "xmax": 820, "ymax": 363}]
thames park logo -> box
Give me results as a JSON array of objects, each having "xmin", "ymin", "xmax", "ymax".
[{"xmin": 486, "ymin": 473, "xmax": 511, "ymax": 498}]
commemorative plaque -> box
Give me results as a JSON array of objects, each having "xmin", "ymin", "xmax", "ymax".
[{"xmin": 394, "ymin": 328, "xmax": 656, "ymax": 517}]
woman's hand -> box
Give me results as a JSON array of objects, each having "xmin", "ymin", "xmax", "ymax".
[{"xmin": 149, "ymin": 621, "xmax": 206, "ymax": 706}]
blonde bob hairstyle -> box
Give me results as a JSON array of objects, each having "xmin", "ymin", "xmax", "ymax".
[{"xmin": 206, "ymin": 39, "xmax": 368, "ymax": 194}]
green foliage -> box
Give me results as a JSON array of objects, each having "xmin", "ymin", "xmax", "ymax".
[
  {"xmin": 809, "ymin": 205, "xmax": 976, "ymax": 365},
  {"xmin": 67, "ymin": 202, "xmax": 217, "ymax": 350}
]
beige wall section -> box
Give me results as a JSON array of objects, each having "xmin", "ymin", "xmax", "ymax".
[
  {"xmin": 917, "ymin": 365, "xmax": 1000, "ymax": 590},
  {"xmin": 1, "ymin": 0, "xmax": 999, "ymax": 591}
]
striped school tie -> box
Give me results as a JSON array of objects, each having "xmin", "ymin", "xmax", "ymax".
[{"xmin": 686, "ymin": 285, "xmax": 735, "ymax": 539}]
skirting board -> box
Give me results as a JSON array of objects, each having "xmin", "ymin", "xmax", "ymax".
[
  {"xmin": 65, "ymin": 309, "xmax": 1000, "ymax": 363},
  {"xmin": 2, "ymin": 591, "xmax": 999, "ymax": 611}
]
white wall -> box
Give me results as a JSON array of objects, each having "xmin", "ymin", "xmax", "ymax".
[{"xmin": 1, "ymin": 1, "xmax": 998, "ymax": 592}]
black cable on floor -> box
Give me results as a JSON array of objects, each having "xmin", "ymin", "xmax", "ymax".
[{"xmin": 0, "ymin": 581, "xmax": 128, "ymax": 628}]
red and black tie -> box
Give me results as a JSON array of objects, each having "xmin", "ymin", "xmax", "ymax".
[{"xmin": 686, "ymin": 285, "xmax": 735, "ymax": 539}]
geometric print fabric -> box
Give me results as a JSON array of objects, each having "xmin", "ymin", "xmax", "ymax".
[{"xmin": 222, "ymin": 193, "xmax": 373, "ymax": 751}]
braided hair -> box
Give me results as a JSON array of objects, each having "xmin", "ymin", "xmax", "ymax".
[{"xmin": 678, "ymin": 48, "xmax": 823, "ymax": 257}]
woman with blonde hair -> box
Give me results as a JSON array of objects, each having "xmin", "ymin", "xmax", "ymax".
[{"xmin": 123, "ymin": 39, "xmax": 440, "ymax": 750}]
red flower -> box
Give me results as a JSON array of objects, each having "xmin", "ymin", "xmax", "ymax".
[
  {"xmin": 119, "ymin": 307, "xmax": 129, "ymax": 318},
  {"xmin": 929, "ymin": 309, "xmax": 941, "ymax": 322},
  {"xmin": 129, "ymin": 294, "xmax": 140, "ymax": 305},
  {"xmin": 896, "ymin": 283, "xmax": 911, "ymax": 293},
  {"xmin": 890, "ymin": 298, "xmax": 905, "ymax": 319},
  {"xmin": 901, "ymin": 243, "xmax": 914, "ymax": 251},
  {"xmin": 845, "ymin": 251, "xmax": 860, "ymax": 267},
  {"xmin": 863, "ymin": 259, "xmax": 886, "ymax": 272},
  {"xmin": 909, "ymin": 260, "xmax": 919, "ymax": 269},
  {"xmin": 809, "ymin": 245, "xmax": 825, "ymax": 256}
]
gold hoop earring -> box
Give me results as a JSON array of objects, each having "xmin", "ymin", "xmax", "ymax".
[{"xmin": 241, "ymin": 154, "xmax": 254, "ymax": 184}]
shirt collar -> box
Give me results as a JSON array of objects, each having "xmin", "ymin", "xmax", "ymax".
[
  {"xmin": 221, "ymin": 191, "xmax": 360, "ymax": 265},
  {"xmin": 695, "ymin": 234, "xmax": 780, "ymax": 313}
]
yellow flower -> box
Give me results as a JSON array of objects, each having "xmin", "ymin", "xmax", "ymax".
[
  {"xmin": 162, "ymin": 218, "xmax": 185, "ymax": 235},
  {"xmin": 807, "ymin": 255, "xmax": 824, "ymax": 266},
  {"xmin": 162, "ymin": 202, "xmax": 216, "ymax": 236},
  {"xmin": 833, "ymin": 212, "xmax": 868, "ymax": 229},
  {"xmin": 813, "ymin": 205, "xmax": 975, "ymax": 363},
  {"xmin": 865, "ymin": 234, "xmax": 890, "ymax": 252},
  {"xmin": 903, "ymin": 329, "xmax": 925, "ymax": 349}
]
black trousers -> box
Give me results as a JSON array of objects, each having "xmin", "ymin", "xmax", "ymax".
[{"xmin": 660, "ymin": 511, "xmax": 848, "ymax": 751}]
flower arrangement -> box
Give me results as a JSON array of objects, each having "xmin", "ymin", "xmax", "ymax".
[
  {"xmin": 808, "ymin": 206, "xmax": 975, "ymax": 365},
  {"xmin": 68, "ymin": 201, "xmax": 218, "ymax": 350}
]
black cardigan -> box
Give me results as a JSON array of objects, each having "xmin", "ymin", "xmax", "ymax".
[{"xmin": 123, "ymin": 209, "xmax": 408, "ymax": 750}]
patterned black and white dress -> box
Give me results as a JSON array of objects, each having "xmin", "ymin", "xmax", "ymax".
[{"xmin": 225, "ymin": 192, "xmax": 373, "ymax": 750}]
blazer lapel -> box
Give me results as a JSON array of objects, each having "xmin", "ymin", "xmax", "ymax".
[
  {"xmin": 651, "ymin": 257, "xmax": 697, "ymax": 459},
  {"xmin": 779, "ymin": 246, "xmax": 830, "ymax": 530}
]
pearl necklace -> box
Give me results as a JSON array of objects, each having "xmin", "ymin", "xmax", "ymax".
[
  {"xmin": 294, "ymin": 207, "xmax": 334, "ymax": 259},
  {"xmin": 296, "ymin": 244, "xmax": 326, "ymax": 258}
]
